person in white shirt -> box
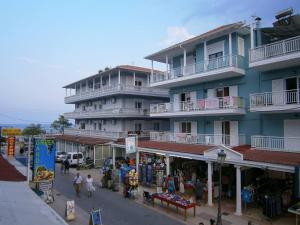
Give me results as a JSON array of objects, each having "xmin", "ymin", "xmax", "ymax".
[
  {"xmin": 73, "ymin": 173, "xmax": 83, "ymax": 197},
  {"xmin": 85, "ymin": 174, "xmax": 95, "ymax": 197}
]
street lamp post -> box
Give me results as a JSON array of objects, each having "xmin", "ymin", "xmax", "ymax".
[{"xmin": 216, "ymin": 149, "xmax": 226, "ymax": 225}]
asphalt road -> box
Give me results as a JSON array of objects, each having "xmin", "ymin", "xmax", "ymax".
[{"xmin": 53, "ymin": 169, "xmax": 185, "ymax": 225}]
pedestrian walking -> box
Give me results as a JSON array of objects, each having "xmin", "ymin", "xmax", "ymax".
[
  {"xmin": 60, "ymin": 161, "xmax": 65, "ymax": 174},
  {"xmin": 64, "ymin": 158, "xmax": 70, "ymax": 174},
  {"xmin": 73, "ymin": 173, "xmax": 83, "ymax": 197},
  {"xmin": 85, "ymin": 174, "xmax": 95, "ymax": 197}
]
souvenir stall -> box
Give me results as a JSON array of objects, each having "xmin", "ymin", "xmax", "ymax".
[
  {"xmin": 121, "ymin": 165, "xmax": 138, "ymax": 198},
  {"xmin": 138, "ymin": 152, "xmax": 166, "ymax": 188}
]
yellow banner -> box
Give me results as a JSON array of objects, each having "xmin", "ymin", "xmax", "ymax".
[{"xmin": 2, "ymin": 128, "xmax": 22, "ymax": 136}]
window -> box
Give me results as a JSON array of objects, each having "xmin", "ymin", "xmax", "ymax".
[
  {"xmin": 94, "ymin": 104, "xmax": 97, "ymax": 110},
  {"xmin": 208, "ymin": 51, "xmax": 223, "ymax": 60},
  {"xmin": 181, "ymin": 122, "xmax": 191, "ymax": 133},
  {"xmin": 216, "ymin": 87, "xmax": 229, "ymax": 98},
  {"xmin": 135, "ymin": 123, "xmax": 142, "ymax": 132},
  {"xmin": 153, "ymin": 123, "xmax": 160, "ymax": 131},
  {"xmin": 102, "ymin": 120, "xmax": 106, "ymax": 125},
  {"xmin": 94, "ymin": 123, "xmax": 97, "ymax": 130},
  {"xmin": 180, "ymin": 93, "xmax": 191, "ymax": 102},
  {"xmin": 285, "ymin": 77, "xmax": 300, "ymax": 104},
  {"xmin": 238, "ymin": 36, "xmax": 245, "ymax": 56},
  {"xmin": 80, "ymin": 123, "xmax": 85, "ymax": 129},
  {"xmin": 98, "ymin": 123, "xmax": 102, "ymax": 130},
  {"xmin": 135, "ymin": 101, "xmax": 142, "ymax": 109},
  {"xmin": 135, "ymin": 81, "xmax": 142, "ymax": 86},
  {"xmin": 82, "ymin": 106, "xmax": 86, "ymax": 111},
  {"xmin": 76, "ymin": 104, "xmax": 79, "ymax": 109},
  {"xmin": 99, "ymin": 104, "xmax": 102, "ymax": 110}
]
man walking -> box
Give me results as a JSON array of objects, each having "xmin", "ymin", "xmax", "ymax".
[
  {"xmin": 73, "ymin": 173, "xmax": 83, "ymax": 197},
  {"xmin": 64, "ymin": 158, "xmax": 70, "ymax": 174}
]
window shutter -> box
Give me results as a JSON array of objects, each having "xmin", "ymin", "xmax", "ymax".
[
  {"xmin": 214, "ymin": 121, "xmax": 222, "ymax": 145},
  {"xmin": 238, "ymin": 37, "xmax": 245, "ymax": 56},
  {"xmin": 207, "ymin": 89, "xmax": 215, "ymax": 98},
  {"xmin": 230, "ymin": 121, "xmax": 239, "ymax": 146},
  {"xmin": 272, "ymin": 79, "xmax": 284, "ymax": 105},
  {"xmin": 229, "ymin": 86, "xmax": 238, "ymax": 96},
  {"xmin": 174, "ymin": 122, "xmax": 179, "ymax": 133},
  {"xmin": 191, "ymin": 121, "xmax": 197, "ymax": 135},
  {"xmin": 173, "ymin": 94, "xmax": 180, "ymax": 111}
]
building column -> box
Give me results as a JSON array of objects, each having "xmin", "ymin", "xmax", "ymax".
[
  {"xmin": 207, "ymin": 161, "xmax": 213, "ymax": 206},
  {"xmin": 235, "ymin": 165, "xmax": 242, "ymax": 216},
  {"xmin": 118, "ymin": 70, "xmax": 121, "ymax": 86},
  {"xmin": 136, "ymin": 150, "xmax": 139, "ymax": 173},
  {"xmin": 109, "ymin": 73, "xmax": 111, "ymax": 87},
  {"xmin": 69, "ymin": 88, "xmax": 72, "ymax": 96},
  {"xmin": 165, "ymin": 154, "xmax": 170, "ymax": 176},
  {"xmin": 133, "ymin": 72, "xmax": 136, "ymax": 86},
  {"xmin": 80, "ymin": 82, "xmax": 82, "ymax": 95},
  {"xmin": 112, "ymin": 146, "xmax": 116, "ymax": 170},
  {"xmin": 93, "ymin": 78, "xmax": 95, "ymax": 91},
  {"xmin": 64, "ymin": 140, "xmax": 67, "ymax": 152},
  {"xmin": 74, "ymin": 84, "xmax": 77, "ymax": 94},
  {"xmin": 72, "ymin": 142, "xmax": 74, "ymax": 152},
  {"xmin": 86, "ymin": 80, "xmax": 88, "ymax": 91},
  {"xmin": 166, "ymin": 55, "xmax": 169, "ymax": 72},
  {"xmin": 100, "ymin": 75, "xmax": 103, "ymax": 88},
  {"xmin": 183, "ymin": 48, "xmax": 186, "ymax": 75},
  {"xmin": 93, "ymin": 145, "xmax": 96, "ymax": 166},
  {"xmin": 229, "ymin": 33, "xmax": 232, "ymax": 65},
  {"xmin": 204, "ymin": 41, "xmax": 207, "ymax": 71},
  {"xmin": 65, "ymin": 88, "xmax": 68, "ymax": 97}
]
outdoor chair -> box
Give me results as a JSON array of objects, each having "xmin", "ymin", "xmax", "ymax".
[{"xmin": 143, "ymin": 191, "xmax": 153, "ymax": 204}]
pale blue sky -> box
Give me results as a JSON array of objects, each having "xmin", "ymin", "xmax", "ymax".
[{"xmin": 0, "ymin": 0, "xmax": 299, "ymax": 124}]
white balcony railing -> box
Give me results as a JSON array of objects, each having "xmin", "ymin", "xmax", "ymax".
[
  {"xmin": 150, "ymin": 132, "xmax": 246, "ymax": 147},
  {"xmin": 65, "ymin": 84, "xmax": 169, "ymax": 103},
  {"xmin": 151, "ymin": 54, "xmax": 245, "ymax": 84},
  {"xmin": 249, "ymin": 35, "xmax": 300, "ymax": 63},
  {"xmin": 64, "ymin": 128, "xmax": 151, "ymax": 140},
  {"xmin": 251, "ymin": 135, "xmax": 300, "ymax": 153},
  {"xmin": 150, "ymin": 96, "xmax": 244, "ymax": 114},
  {"xmin": 65, "ymin": 108, "xmax": 149, "ymax": 119},
  {"xmin": 250, "ymin": 89, "xmax": 300, "ymax": 109}
]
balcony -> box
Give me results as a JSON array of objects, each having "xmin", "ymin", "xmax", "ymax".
[
  {"xmin": 250, "ymin": 90, "xmax": 300, "ymax": 113},
  {"xmin": 249, "ymin": 35, "xmax": 300, "ymax": 71},
  {"xmin": 150, "ymin": 55, "xmax": 245, "ymax": 88},
  {"xmin": 150, "ymin": 96, "xmax": 245, "ymax": 117},
  {"xmin": 64, "ymin": 128, "xmax": 126, "ymax": 140},
  {"xmin": 150, "ymin": 132, "xmax": 246, "ymax": 147},
  {"xmin": 251, "ymin": 135, "xmax": 300, "ymax": 153},
  {"xmin": 64, "ymin": 108, "xmax": 150, "ymax": 119},
  {"xmin": 64, "ymin": 85, "xmax": 169, "ymax": 104}
]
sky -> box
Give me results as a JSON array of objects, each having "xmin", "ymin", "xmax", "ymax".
[{"xmin": 0, "ymin": 0, "xmax": 299, "ymax": 125}]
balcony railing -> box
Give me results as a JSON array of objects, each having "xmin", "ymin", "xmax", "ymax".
[
  {"xmin": 249, "ymin": 35, "xmax": 300, "ymax": 63},
  {"xmin": 251, "ymin": 135, "xmax": 300, "ymax": 153},
  {"xmin": 64, "ymin": 128, "xmax": 150, "ymax": 140},
  {"xmin": 150, "ymin": 132, "xmax": 245, "ymax": 147},
  {"xmin": 151, "ymin": 54, "xmax": 245, "ymax": 84},
  {"xmin": 65, "ymin": 108, "xmax": 149, "ymax": 119},
  {"xmin": 65, "ymin": 84, "xmax": 169, "ymax": 103},
  {"xmin": 250, "ymin": 89, "xmax": 300, "ymax": 109},
  {"xmin": 150, "ymin": 96, "xmax": 244, "ymax": 114}
]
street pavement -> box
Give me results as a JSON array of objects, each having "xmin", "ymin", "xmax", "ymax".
[{"xmin": 52, "ymin": 166, "xmax": 185, "ymax": 225}]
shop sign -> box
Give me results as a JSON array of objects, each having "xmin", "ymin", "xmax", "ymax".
[
  {"xmin": 89, "ymin": 209, "xmax": 102, "ymax": 225},
  {"xmin": 33, "ymin": 138, "xmax": 56, "ymax": 182},
  {"xmin": 2, "ymin": 128, "xmax": 21, "ymax": 136},
  {"xmin": 7, "ymin": 136, "xmax": 16, "ymax": 157},
  {"xmin": 65, "ymin": 200, "xmax": 75, "ymax": 221},
  {"xmin": 125, "ymin": 136, "xmax": 136, "ymax": 154}
]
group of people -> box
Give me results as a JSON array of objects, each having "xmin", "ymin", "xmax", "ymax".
[
  {"xmin": 73, "ymin": 173, "xmax": 95, "ymax": 197},
  {"xmin": 60, "ymin": 159, "xmax": 70, "ymax": 174}
]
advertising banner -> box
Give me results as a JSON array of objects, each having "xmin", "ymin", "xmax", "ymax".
[
  {"xmin": 7, "ymin": 136, "xmax": 16, "ymax": 157},
  {"xmin": 2, "ymin": 128, "xmax": 21, "ymax": 136},
  {"xmin": 33, "ymin": 138, "xmax": 56, "ymax": 182},
  {"xmin": 125, "ymin": 136, "xmax": 136, "ymax": 154},
  {"xmin": 65, "ymin": 200, "xmax": 75, "ymax": 221}
]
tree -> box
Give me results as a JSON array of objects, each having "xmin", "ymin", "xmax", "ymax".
[
  {"xmin": 22, "ymin": 124, "xmax": 46, "ymax": 136},
  {"xmin": 51, "ymin": 115, "xmax": 72, "ymax": 134}
]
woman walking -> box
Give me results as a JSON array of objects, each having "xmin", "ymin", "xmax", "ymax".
[
  {"xmin": 73, "ymin": 173, "xmax": 83, "ymax": 197},
  {"xmin": 85, "ymin": 174, "xmax": 95, "ymax": 197}
]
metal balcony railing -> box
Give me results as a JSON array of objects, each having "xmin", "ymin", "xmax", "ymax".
[
  {"xmin": 249, "ymin": 35, "xmax": 300, "ymax": 63},
  {"xmin": 150, "ymin": 96, "xmax": 244, "ymax": 114},
  {"xmin": 250, "ymin": 89, "xmax": 300, "ymax": 109},
  {"xmin": 151, "ymin": 54, "xmax": 245, "ymax": 83},
  {"xmin": 150, "ymin": 132, "xmax": 246, "ymax": 147},
  {"xmin": 251, "ymin": 135, "xmax": 300, "ymax": 153}
]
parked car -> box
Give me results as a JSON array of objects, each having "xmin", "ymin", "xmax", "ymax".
[
  {"xmin": 56, "ymin": 152, "xmax": 67, "ymax": 162},
  {"xmin": 66, "ymin": 152, "xmax": 84, "ymax": 166},
  {"xmin": 102, "ymin": 156, "xmax": 125, "ymax": 171}
]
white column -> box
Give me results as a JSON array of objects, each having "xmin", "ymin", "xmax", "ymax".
[
  {"xmin": 80, "ymin": 82, "xmax": 82, "ymax": 95},
  {"xmin": 183, "ymin": 48, "xmax": 186, "ymax": 75},
  {"xmin": 112, "ymin": 146, "xmax": 116, "ymax": 170},
  {"xmin": 109, "ymin": 73, "xmax": 111, "ymax": 87},
  {"xmin": 118, "ymin": 70, "xmax": 121, "ymax": 85},
  {"xmin": 75, "ymin": 84, "xmax": 77, "ymax": 95},
  {"xmin": 204, "ymin": 41, "xmax": 207, "ymax": 71},
  {"xmin": 136, "ymin": 150, "xmax": 139, "ymax": 173},
  {"xmin": 133, "ymin": 72, "xmax": 136, "ymax": 86},
  {"xmin": 86, "ymin": 80, "xmax": 88, "ymax": 91},
  {"xmin": 250, "ymin": 23, "xmax": 254, "ymax": 49},
  {"xmin": 100, "ymin": 75, "xmax": 103, "ymax": 88},
  {"xmin": 64, "ymin": 140, "xmax": 67, "ymax": 152},
  {"xmin": 166, "ymin": 55, "xmax": 169, "ymax": 72},
  {"xmin": 93, "ymin": 78, "xmax": 95, "ymax": 91},
  {"xmin": 69, "ymin": 88, "xmax": 72, "ymax": 96},
  {"xmin": 229, "ymin": 33, "xmax": 232, "ymax": 65},
  {"xmin": 235, "ymin": 165, "xmax": 242, "ymax": 216},
  {"xmin": 72, "ymin": 143, "xmax": 74, "ymax": 152},
  {"xmin": 65, "ymin": 88, "xmax": 67, "ymax": 96},
  {"xmin": 165, "ymin": 154, "xmax": 170, "ymax": 176},
  {"xmin": 207, "ymin": 161, "xmax": 213, "ymax": 206},
  {"xmin": 151, "ymin": 60, "xmax": 154, "ymax": 76},
  {"xmin": 93, "ymin": 145, "xmax": 96, "ymax": 166}
]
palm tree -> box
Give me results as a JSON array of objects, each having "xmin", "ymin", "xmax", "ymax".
[{"xmin": 51, "ymin": 115, "xmax": 72, "ymax": 134}]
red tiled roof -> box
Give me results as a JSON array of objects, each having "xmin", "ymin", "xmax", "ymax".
[
  {"xmin": 55, "ymin": 135, "xmax": 111, "ymax": 145},
  {"xmin": 0, "ymin": 154, "xmax": 26, "ymax": 182}
]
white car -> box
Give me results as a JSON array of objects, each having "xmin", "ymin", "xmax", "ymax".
[
  {"xmin": 67, "ymin": 152, "xmax": 84, "ymax": 166},
  {"xmin": 56, "ymin": 152, "xmax": 67, "ymax": 162}
]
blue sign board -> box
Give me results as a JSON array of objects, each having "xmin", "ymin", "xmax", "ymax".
[{"xmin": 33, "ymin": 138, "xmax": 56, "ymax": 182}]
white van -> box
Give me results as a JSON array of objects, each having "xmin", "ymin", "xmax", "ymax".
[{"xmin": 67, "ymin": 152, "xmax": 84, "ymax": 166}]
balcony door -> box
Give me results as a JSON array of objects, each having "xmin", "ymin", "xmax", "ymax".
[
  {"xmin": 214, "ymin": 121, "xmax": 239, "ymax": 146},
  {"xmin": 285, "ymin": 77, "xmax": 300, "ymax": 104},
  {"xmin": 284, "ymin": 120, "xmax": 300, "ymax": 151}
]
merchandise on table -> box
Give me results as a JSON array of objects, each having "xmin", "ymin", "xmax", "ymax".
[{"xmin": 154, "ymin": 193, "xmax": 193, "ymax": 207}]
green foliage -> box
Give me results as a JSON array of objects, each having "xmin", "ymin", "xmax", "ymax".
[
  {"xmin": 22, "ymin": 124, "xmax": 46, "ymax": 136},
  {"xmin": 51, "ymin": 115, "xmax": 72, "ymax": 134}
]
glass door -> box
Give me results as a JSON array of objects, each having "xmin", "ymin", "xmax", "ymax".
[{"xmin": 222, "ymin": 121, "xmax": 230, "ymax": 145}]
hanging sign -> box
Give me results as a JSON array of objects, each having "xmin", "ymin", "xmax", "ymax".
[
  {"xmin": 7, "ymin": 136, "xmax": 16, "ymax": 157},
  {"xmin": 33, "ymin": 138, "xmax": 56, "ymax": 182},
  {"xmin": 89, "ymin": 209, "xmax": 103, "ymax": 225},
  {"xmin": 65, "ymin": 200, "xmax": 75, "ymax": 221},
  {"xmin": 2, "ymin": 128, "xmax": 21, "ymax": 136},
  {"xmin": 125, "ymin": 136, "xmax": 136, "ymax": 154}
]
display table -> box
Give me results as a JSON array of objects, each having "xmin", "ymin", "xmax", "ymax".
[
  {"xmin": 152, "ymin": 193, "xmax": 196, "ymax": 221},
  {"xmin": 288, "ymin": 202, "xmax": 300, "ymax": 225}
]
